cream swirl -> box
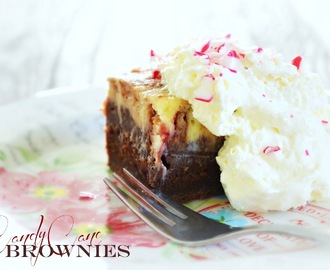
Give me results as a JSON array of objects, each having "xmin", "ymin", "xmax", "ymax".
[{"xmin": 157, "ymin": 35, "xmax": 330, "ymax": 212}]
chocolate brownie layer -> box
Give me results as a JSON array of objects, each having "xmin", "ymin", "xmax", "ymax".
[{"xmin": 104, "ymin": 70, "xmax": 225, "ymax": 202}]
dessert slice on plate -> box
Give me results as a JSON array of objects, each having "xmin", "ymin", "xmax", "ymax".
[
  {"xmin": 104, "ymin": 34, "xmax": 330, "ymax": 212},
  {"xmin": 104, "ymin": 69, "xmax": 224, "ymax": 203}
]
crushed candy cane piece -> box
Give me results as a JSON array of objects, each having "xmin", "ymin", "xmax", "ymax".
[
  {"xmin": 203, "ymin": 74, "xmax": 215, "ymax": 80},
  {"xmin": 215, "ymin": 43, "xmax": 225, "ymax": 52},
  {"xmin": 150, "ymin": 49, "xmax": 156, "ymax": 57},
  {"xmin": 228, "ymin": 68, "xmax": 237, "ymax": 73},
  {"xmin": 79, "ymin": 191, "xmax": 96, "ymax": 200},
  {"xmin": 227, "ymin": 50, "xmax": 239, "ymax": 58},
  {"xmin": 194, "ymin": 74, "xmax": 215, "ymax": 102},
  {"xmin": 152, "ymin": 70, "xmax": 161, "ymax": 79},
  {"xmin": 150, "ymin": 49, "xmax": 162, "ymax": 79},
  {"xmin": 193, "ymin": 51, "xmax": 210, "ymax": 61},
  {"xmin": 195, "ymin": 96, "xmax": 214, "ymax": 103},
  {"xmin": 200, "ymin": 40, "xmax": 211, "ymax": 53},
  {"xmin": 291, "ymin": 56, "xmax": 302, "ymax": 69},
  {"xmin": 263, "ymin": 146, "xmax": 281, "ymax": 154}
]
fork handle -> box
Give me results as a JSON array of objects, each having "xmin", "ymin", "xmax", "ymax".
[{"xmin": 209, "ymin": 224, "xmax": 330, "ymax": 246}]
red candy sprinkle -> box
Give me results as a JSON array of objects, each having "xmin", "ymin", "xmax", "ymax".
[
  {"xmin": 152, "ymin": 70, "xmax": 161, "ymax": 80},
  {"xmin": 291, "ymin": 56, "xmax": 302, "ymax": 70},
  {"xmin": 263, "ymin": 146, "xmax": 281, "ymax": 154}
]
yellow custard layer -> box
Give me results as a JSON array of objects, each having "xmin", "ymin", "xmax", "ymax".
[{"xmin": 107, "ymin": 70, "xmax": 214, "ymax": 143}]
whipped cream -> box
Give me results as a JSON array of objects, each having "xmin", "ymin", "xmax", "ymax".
[{"xmin": 156, "ymin": 35, "xmax": 330, "ymax": 212}]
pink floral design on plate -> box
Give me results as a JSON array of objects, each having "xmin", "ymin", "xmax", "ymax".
[
  {"xmin": 0, "ymin": 167, "xmax": 107, "ymax": 213},
  {"xmin": 0, "ymin": 167, "xmax": 166, "ymax": 248},
  {"xmin": 43, "ymin": 206, "xmax": 166, "ymax": 247}
]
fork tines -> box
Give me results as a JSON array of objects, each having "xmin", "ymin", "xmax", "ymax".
[
  {"xmin": 104, "ymin": 169, "xmax": 187, "ymax": 228},
  {"xmin": 122, "ymin": 168, "xmax": 187, "ymax": 219}
]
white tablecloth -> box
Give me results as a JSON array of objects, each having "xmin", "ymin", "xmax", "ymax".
[{"xmin": 0, "ymin": 0, "xmax": 329, "ymax": 104}]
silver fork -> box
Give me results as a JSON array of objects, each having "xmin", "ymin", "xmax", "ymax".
[{"xmin": 104, "ymin": 168, "xmax": 330, "ymax": 246}]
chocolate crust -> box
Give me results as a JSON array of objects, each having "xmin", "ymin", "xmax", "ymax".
[{"xmin": 105, "ymin": 96, "xmax": 224, "ymax": 203}]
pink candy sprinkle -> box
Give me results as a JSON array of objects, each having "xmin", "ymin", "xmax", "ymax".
[
  {"xmin": 200, "ymin": 40, "xmax": 211, "ymax": 53},
  {"xmin": 321, "ymin": 120, "xmax": 328, "ymax": 124},
  {"xmin": 305, "ymin": 149, "xmax": 310, "ymax": 156},
  {"xmin": 291, "ymin": 56, "xmax": 302, "ymax": 69},
  {"xmin": 194, "ymin": 51, "xmax": 206, "ymax": 56},
  {"xmin": 290, "ymin": 114, "xmax": 294, "ymax": 118},
  {"xmin": 225, "ymin": 33, "xmax": 231, "ymax": 39},
  {"xmin": 203, "ymin": 74, "xmax": 215, "ymax": 80},
  {"xmin": 215, "ymin": 43, "xmax": 225, "ymax": 52},
  {"xmin": 263, "ymin": 146, "xmax": 281, "ymax": 154},
  {"xmin": 79, "ymin": 191, "xmax": 96, "ymax": 200},
  {"xmin": 257, "ymin": 47, "xmax": 263, "ymax": 53},
  {"xmin": 194, "ymin": 51, "xmax": 210, "ymax": 61},
  {"xmin": 228, "ymin": 68, "xmax": 237, "ymax": 73},
  {"xmin": 227, "ymin": 50, "xmax": 239, "ymax": 58},
  {"xmin": 150, "ymin": 49, "xmax": 156, "ymax": 57},
  {"xmin": 195, "ymin": 96, "xmax": 214, "ymax": 103}
]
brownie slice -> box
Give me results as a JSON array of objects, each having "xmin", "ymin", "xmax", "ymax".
[{"xmin": 104, "ymin": 69, "xmax": 224, "ymax": 202}]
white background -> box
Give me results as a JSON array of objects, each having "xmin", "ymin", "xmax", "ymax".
[{"xmin": 0, "ymin": 0, "xmax": 329, "ymax": 104}]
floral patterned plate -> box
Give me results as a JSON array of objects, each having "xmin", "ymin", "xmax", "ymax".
[{"xmin": 1, "ymin": 87, "xmax": 330, "ymax": 270}]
